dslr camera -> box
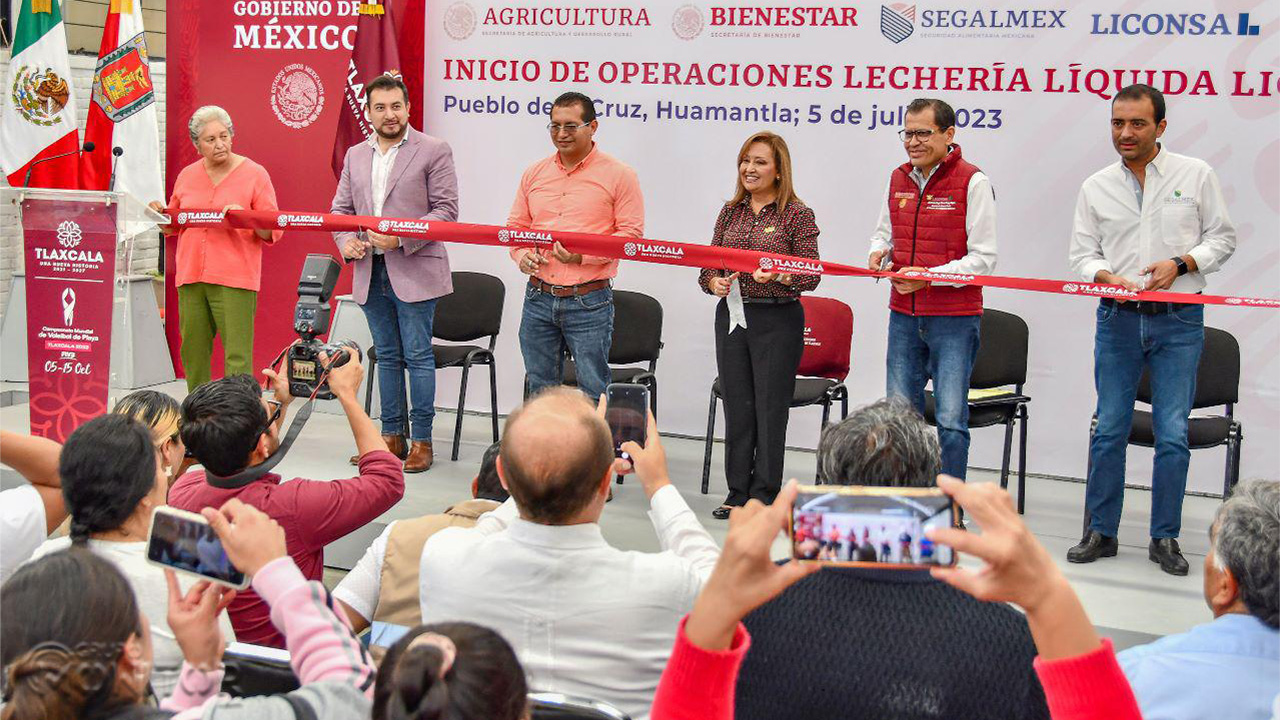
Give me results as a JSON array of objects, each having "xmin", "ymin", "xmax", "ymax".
[{"xmin": 287, "ymin": 254, "xmax": 362, "ymax": 401}]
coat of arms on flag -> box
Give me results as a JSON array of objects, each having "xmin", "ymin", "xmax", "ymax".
[
  {"xmin": 10, "ymin": 67, "xmax": 72, "ymax": 127},
  {"xmin": 880, "ymin": 3, "xmax": 916, "ymax": 44},
  {"xmin": 91, "ymin": 33, "xmax": 155, "ymax": 122}
]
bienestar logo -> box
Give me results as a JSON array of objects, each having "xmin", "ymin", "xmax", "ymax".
[{"xmin": 710, "ymin": 6, "xmax": 858, "ymax": 27}]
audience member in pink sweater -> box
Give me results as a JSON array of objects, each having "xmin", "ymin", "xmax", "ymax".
[{"xmin": 651, "ymin": 479, "xmax": 1145, "ymax": 720}]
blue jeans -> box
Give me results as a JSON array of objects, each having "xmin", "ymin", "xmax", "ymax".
[
  {"xmin": 1087, "ymin": 301, "xmax": 1203, "ymax": 539},
  {"xmin": 886, "ymin": 310, "xmax": 981, "ymax": 479},
  {"xmin": 520, "ymin": 284, "xmax": 614, "ymax": 401},
  {"xmin": 360, "ymin": 257, "xmax": 437, "ymax": 441}
]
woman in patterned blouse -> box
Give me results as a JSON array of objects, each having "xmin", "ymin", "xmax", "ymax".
[{"xmin": 698, "ymin": 132, "xmax": 822, "ymax": 519}]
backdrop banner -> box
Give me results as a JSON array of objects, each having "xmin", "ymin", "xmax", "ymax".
[
  {"xmin": 422, "ymin": 0, "xmax": 1278, "ymax": 491},
  {"xmin": 169, "ymin": 0, "xmax": 1278, "ymax": 489}
]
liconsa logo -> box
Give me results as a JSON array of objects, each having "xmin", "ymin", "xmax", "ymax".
[
  {"xmin": 278, "ymin": 213, "xmax": 324, "ymax": 228},
  {"xmin": 1091, "ymin": 12, "xmax": 1260, "ymax": 36}
]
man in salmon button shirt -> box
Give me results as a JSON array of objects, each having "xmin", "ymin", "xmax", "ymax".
[{"xmin": 508, "ymin": 91, "xmax": 645, "ymax": 401}]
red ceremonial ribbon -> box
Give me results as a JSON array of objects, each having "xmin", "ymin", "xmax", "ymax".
[{"xmin": 167, "ymin": 208, "xmax": 1280, "ymax": 309}]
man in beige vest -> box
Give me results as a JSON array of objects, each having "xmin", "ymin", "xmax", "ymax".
[{"xmin": 333, "ymin": 443, "xmax": 506, "ymax": 655}]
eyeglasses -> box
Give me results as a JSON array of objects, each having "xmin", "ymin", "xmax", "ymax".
[
  {"xmin": 547, "ymin": 122, "xmax": 586, "ymax": 134},
  {"xmin": 263, "ymin": 400, "xmax": 283, "ymax": 434},
  {"xmin": 898, "ymin": 128, "xmax": 938, "ymax": 143}
]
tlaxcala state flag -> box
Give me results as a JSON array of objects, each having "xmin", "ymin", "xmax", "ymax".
[
  {"xmin": 0, "ymin": 0, "xmax": 82, "ymax": 189},
  {"xmin": 80, "ymin": 0, "xmax": 164, "ymax": 204}
]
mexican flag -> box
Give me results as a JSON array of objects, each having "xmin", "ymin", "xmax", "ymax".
[
  {"xmin": 0, "ymin": 0, "xmax": 82, "ymax": 189},
  {"xmin": 80, "ymin": 0, "xmax": 163, "ymax": 204}
]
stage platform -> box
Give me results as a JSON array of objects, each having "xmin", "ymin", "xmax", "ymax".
[{"xmin": 0, "ymin": 379, "xmax": 1224, "ymax": 651}]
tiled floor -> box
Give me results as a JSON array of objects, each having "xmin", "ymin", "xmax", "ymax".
[{"xmin": 3, "ymin": 380, "xmax": 1224, "ymax": 650}]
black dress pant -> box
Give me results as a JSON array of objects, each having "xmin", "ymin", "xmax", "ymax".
[{"xmin": 715, "ymin": 298, "xmax": 805, "ymax": 506}]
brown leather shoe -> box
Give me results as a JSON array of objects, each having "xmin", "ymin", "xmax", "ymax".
[
  {"xmin": 403, "ymin": 440, "xmax": 434, "ymax": 473},
  {"xmin": 350, "ymin": 434, "xmax": 408, "ymax": 465}
]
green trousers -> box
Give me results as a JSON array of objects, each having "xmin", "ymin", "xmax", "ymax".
[{"xmin": 178, "ymin": 282, "xmax": 257, "ymax": 392}]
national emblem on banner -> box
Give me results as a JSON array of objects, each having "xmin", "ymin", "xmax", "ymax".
[
  {"xmin": 672, "ymin": 4, "xmax": 705, "ymax": 40},
  {"xmin": 880, "ymin": 3, "xmax": 915, "ymax": 44},
  {"xmin": 443, "ymin": 1, "xmax": 477, "ymax": 40},
  {"xmin": 90, "ymin": 33, "xmax": 155, "ymax": 122}
]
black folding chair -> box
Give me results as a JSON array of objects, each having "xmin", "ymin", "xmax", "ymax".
[
  {"xmin": 433, "ymin": 272, "xmax": 505, "ymax": 461},
  {"xmin": 922, "ymin": 308, "xmax": 1032, "ymax": 513}
]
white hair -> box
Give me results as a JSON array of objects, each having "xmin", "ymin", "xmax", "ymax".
[{"xmin": 188, "ymin": 105, "xmax": 234, "ymax": 145}]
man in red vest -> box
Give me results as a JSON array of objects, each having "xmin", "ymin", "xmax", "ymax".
[{"xmin": 868, "ymin": 98, "xmax": 997, "ymax": 480}]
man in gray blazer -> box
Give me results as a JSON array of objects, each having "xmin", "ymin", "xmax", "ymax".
[{"xmin": 332, "ymin": 74, "xmax": 459, "ymax": 473}]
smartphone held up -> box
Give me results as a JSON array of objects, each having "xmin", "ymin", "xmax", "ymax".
[
  {"xmin": 605, "ymin": 383, "xmax": 649, "ymax": 458},
  {"xmin": 790, "ymin": 485, "xmax": 958, "ymax": 569},
  {"xmin": 147, "ymin": 506, "xmax": 248, "ymax": 589}
]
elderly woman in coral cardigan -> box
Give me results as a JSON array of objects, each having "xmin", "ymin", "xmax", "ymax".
[{"xmin": 151, "ymin": 105, "xmax": 281, "ymax": 391}]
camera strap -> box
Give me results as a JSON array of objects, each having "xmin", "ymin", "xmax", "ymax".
[{"xmin": 205, "ymin": 400, "xmax": 316, "ymax": 489}]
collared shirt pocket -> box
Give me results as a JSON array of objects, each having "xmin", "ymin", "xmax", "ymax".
[{"xmin": 1159, "ymin": 201, "xmax": 1200, "ymax": 254}]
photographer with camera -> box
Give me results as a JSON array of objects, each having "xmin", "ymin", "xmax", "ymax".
[{"xmin": 168, "ymin": 352, "xmax": 404, "ymax": 649}]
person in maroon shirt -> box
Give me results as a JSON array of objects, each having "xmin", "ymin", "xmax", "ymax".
[
  {"xmin": 169, "ymin": 355, "xmax": 404, "ymax": 647},
  {"xmin": 698, "ymin": 131, "xmax": 821, "ymax": 519}
]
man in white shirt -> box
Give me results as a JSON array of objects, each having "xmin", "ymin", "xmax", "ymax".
[
  {"xmin": 334, "ymin": 443, "xmax": 506, "ymax": 654},
  {"xmin": 868, "ymin": 97, "xmax": 997, "ymax": 480},
  {"xmin": 1067, "ymin": 84, "xmax": 1237, "ymax": 575},
  {"xmin": 0, "ymin": 431, "xmax": 67, "ymax": 583},
  {"xmin": 418, "ymin": 388, "xmax": 720, "ymax": 720}
]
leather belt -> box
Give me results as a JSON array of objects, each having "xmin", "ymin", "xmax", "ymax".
[
  {"xmin": 529, "ymin": 277, "xmax": 611, "ymax": 298},
  {"xmin": 1102, "ymin": 297, "xmax": 1199, "ymax": 315}
]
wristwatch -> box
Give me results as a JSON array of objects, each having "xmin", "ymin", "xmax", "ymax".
[{"xmin": 1171, "ymin": 256, "xmax": 1189, "ymax": 276}]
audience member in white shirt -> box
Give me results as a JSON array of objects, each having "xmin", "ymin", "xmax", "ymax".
[
  {"xmin": 0, "ymin": 430, "xmax": 67, "ymax": 584},
  {"xmin": 418, "ymin": 388, "xmax": 720, "ymax": 720},
  {"xmin": 27, "ymin": 414, "xmax": 234, "ymax": 699},
  {"xmin": 335, "ymin": 442, "xmax": 508, "ymax": 655}
]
